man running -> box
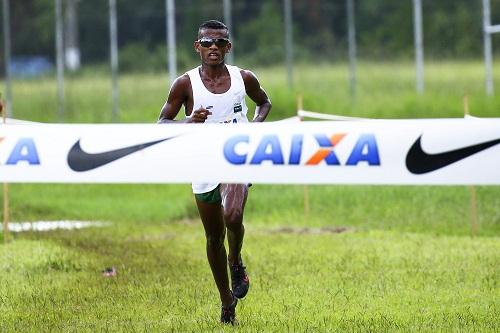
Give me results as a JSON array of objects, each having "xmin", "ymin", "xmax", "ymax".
[{"xmin": 158, "ymin": 20, "xmax": 272, "ymax": 324}]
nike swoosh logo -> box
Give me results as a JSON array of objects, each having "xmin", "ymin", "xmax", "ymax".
[
  {"xmin": 67, "ymin": 137, "xmax": 174, "ymax": 172},
  {"xmin": 406, "ymin": 135, "xmax": 500, "ymax": 174}
]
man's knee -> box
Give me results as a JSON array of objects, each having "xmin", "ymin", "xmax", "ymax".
[{"xmin": 223, "ymin": 207, "xmax": 243, "ymax": 227}]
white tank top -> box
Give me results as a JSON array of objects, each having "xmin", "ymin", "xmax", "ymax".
[{"xmin": 186, "ymin": 64, "xmax": 249, "ymax": 194}]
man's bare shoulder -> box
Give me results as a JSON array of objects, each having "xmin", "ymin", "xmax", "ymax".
[
  {"xmin": 171, "ymin": 73, "xmax": 191, "ymax": 91},
  {"xmin": 239, "ymin": 69, "xmax": 261, "ymax": 87},
  {"xmin": 239, "ymin": 69, "xmax": 257, "ymax": 81},
  {"xmin": 167, "ymin": 74, "xmax": 193, "ymax": 103},
  {"xmin": 239, "ymin": 69, "xmax": 263, "ymax": 91}
]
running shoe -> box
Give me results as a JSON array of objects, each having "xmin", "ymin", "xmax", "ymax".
[
  {"xmin": 220, "ymin": 292, "xmax": 238, "ymax": 325},
  {"xmin": 230, "ymin": 260, "xmax": 250, "ymax": 299}
]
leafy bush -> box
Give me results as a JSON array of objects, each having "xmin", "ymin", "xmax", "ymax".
[{"xmin": 118, "ymin": 42, "xmax": 195, "ymax": 73}]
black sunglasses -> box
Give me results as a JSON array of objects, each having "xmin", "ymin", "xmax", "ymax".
[{"xmin": 198, "ymin": 38, "xmax": 230, "ymax": 48}]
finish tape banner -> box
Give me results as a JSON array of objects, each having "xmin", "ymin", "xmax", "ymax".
[{"xmin": 0, "ymin": 118, "xmax": 499, "ymax": 185}]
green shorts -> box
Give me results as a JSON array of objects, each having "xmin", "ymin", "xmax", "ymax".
[{"xmin": 194, "ymin": 185, "xmax": 221, "ymax": 204}]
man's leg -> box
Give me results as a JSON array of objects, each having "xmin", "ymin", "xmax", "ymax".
[
  {"xmin": 220, "ymin": 184, "xmax": 248, "ymax": 265},
  {"xmin": 195, "ymin": 197, "xmax": 233, "ymax": 307},
  {"xmin": 220, "ymin": 184, "xmax": 250, "ymax": 299}
]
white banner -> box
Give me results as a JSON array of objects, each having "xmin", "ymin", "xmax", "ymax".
[{"xmin": 0, "ymin": 118, "xmax": 499, "ymax": 184}]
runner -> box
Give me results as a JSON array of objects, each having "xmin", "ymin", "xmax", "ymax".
[{"xmin": 158, "ymin": 20, "xmax": 272, "ymax": 324}]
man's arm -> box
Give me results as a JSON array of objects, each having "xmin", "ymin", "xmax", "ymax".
[
  {"xmin": 241, "ymin": 70, "xmax": 272, "ymax": 122},
  {"xmin": 158, "ymin": 75, "xmax": 210, "ymax": 123}
]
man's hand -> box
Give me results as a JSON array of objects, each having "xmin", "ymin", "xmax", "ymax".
[{"xmin": 187, "ymin": 108, "xmax": 212, "ymax": 123}]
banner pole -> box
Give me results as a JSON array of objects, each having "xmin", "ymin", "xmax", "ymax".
[
  {"xmin": 464, "ymin": 94, "xmax": 478, "ymax": 237},
  {"xmin": 1, "ymin": 94, "xmax": 9, "ymax": 243},
  {"xmin": 297, "ymin": 94, "xmax": 309, "ymax": 217},
  {"xmin": 469, "ymin": 185, "xmax": 478, "ymax": 237}
]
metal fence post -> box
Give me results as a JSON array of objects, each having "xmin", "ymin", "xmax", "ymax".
[
  {"xmin": 413, "ymin": 0, "xmax": 424, "ymax": 94},
  {"xmin": 55, "ymin": 0, "xmax": 65, "ymax": 121},
  {"xmin": 283, "ymin": 0, "xmax": 293, "ymax": 88},
  {"xmin": 347, "ymin": 0, "xmax": 357, "ymax": 101},
  {"xmin": 109, "ymin": 0, "xmax": 119, "ymax": 122},
  {"xmin": 483, "ymin": 0, "xmax": 494, "ymax": 96},
  {"xmin": 223, "ymin": 0, "xmax": 234, "ymax": 65},
  {"xmin": 2, "ymin": 0, "xmax": 12, "ymax": 117},
  {"xmin": 65, "ymin": 0, "xmax": 81, "ymax": 71},
  {"xmin": 166, "ymin": 0, "xmax": 177, "ymax": 84}
]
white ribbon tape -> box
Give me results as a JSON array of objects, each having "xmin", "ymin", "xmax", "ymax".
[{"xmin": 0, "ymin": 119, "xmax": 499, "ymax": 184}]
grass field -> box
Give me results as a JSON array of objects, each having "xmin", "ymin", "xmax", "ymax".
[
  {"xmin": 8, "ymin": 60, "xmax": 500, "ymax": 123},
  {"xmin": 1, "ymin": 61, "xmax": 499, "ymax": 331},
  {"xmin": 1, "ymin": 224, "xmax": 498, "ymax": 332}
]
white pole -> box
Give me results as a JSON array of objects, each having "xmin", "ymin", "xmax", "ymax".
[
  {"xmin": 1, "ymin": 96, "xmax": 8, "ymax": 243},
  {"xmin": 483, "ymin": 0, "xmax": 494, "ymax": 96},
  {"xmin": 283, "ymin": 0, "xmax": 293, "ymax": 88},
  {"xmin": 223, "ymin": 0, "xmax": 234, "ymax": 64},
  {"xmin": 166, "ymin": 0, "xmax": 177, "ymax": 84},
  {"xmin": 109, "ymin": 0, "xmax": 119, "ymax": 122},
  {"xmin": 297, "ymin": 94, "xmax": 310, "ymax": 217},
  {"xmin": 2, "ymin": 0, "xmax": 12, "ymax": 117},
  {"xmin": 347, "ymin": 0, "xmax": 357, "ymax": 100},
  {"xmin": 55, "ymin": 0, "xmax": 65, "ymax": 121},
  {"xmin": 413, "ymin": 0, "xmax": 424, "ymax": 94},
  {"xmin": 65, "ymin": 0, "xmax": 81, "ymax": 71},
  {"xmin": 463, "ymin": 95, "xmax": 478, "ymax": 237}
]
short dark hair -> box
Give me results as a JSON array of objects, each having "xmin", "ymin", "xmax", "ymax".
[{"xmin": 198, "ymin": 20, "xmax": 229, "ymax": 38}]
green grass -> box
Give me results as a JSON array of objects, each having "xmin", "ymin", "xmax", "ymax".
[
  {"xmin": 1, "ymin": 61, "xmax": 499, "ymax": 331},
  {"xmin": 6, "ymin": 60, "xmax": 500, "ymax": 123},
  {"xmin": 4, "ymin": 184, "xmax": 500, "ymax": 237},
  {"xmin": 0, "ymin": 223, "xmax": 498, "ymax": 332}
]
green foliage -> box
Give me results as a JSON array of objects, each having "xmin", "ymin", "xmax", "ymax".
[
  {"xmin": 357, "ymin": 1, "xmax": 414, "ymax": 58},
  {"xmin": 422, "ymin": 1, "xmax": 482, "ymax": 58},
  {"xmin": 237, "ymin": 2, "xmax": 285, "ymax": 66},
  {"xmin": 5, "ymin": 0, "xmax": 500, "ymax": 71},
  {"xmin": 119, "ymin": 43, "xmax": 161, "ymax": 72}
]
